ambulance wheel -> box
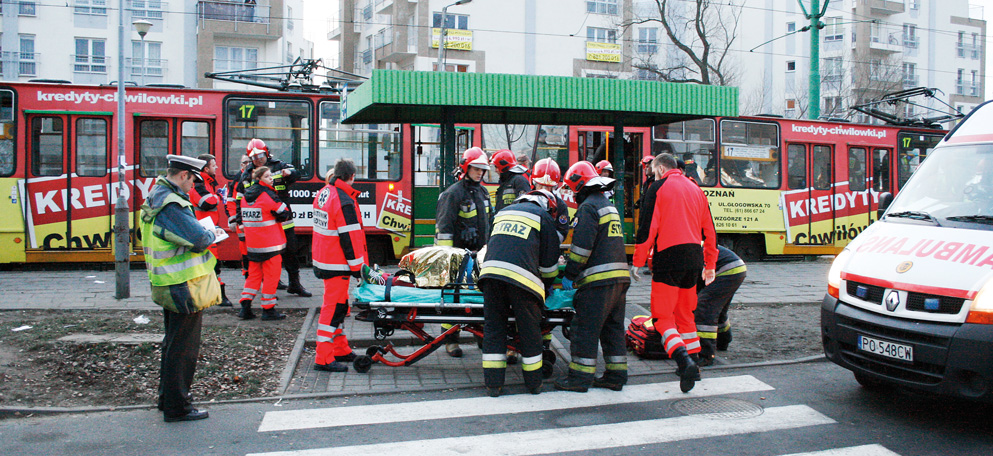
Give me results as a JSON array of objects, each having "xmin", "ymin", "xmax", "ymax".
[
  {"xmin": 354, "ymin": 355, "xmax": 374, "ymax": 374},
  {"xmin": 853, "ymin": 372, "xmax": 888, "ymax": 391},
  {"xmin": 366, "ymin": 346, "xmax": 382, "ymax": 357},
  {"xmin": 542, "ymin": 362, "xmax": 555, "ymax": 379}
]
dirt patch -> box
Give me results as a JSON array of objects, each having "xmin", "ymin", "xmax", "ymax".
[
  {"xmin": 716, "ymin": 302, "xmax": 823, "ymax": 364},
  {"xmin": 0, "ymin": 308, "xmax": 304, "ymax": 410}
]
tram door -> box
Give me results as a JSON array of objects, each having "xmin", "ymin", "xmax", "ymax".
[
  {"xmin": 785, "ymin": 142, "xmax": 837, "ymax": 246},
  {"xmin": 410, "ymin": 125, "xmax": 474, "ymax": 249},
  {"xmin": 844, "ymin": 146, "xmax": 878, "ymax": 233},
  {"xmin": 576, "ymin": 129, "xmax": 642, "ymax": 242},
  {"xmin": 24, "ymin": 113, "xmax": 112, "ymax": 252}
]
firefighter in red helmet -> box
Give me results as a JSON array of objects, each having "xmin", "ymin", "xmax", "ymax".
[
  {"xmin": 491, "ymin": 149, "xmax": 531, "ymax": 215},
  {"xmin": 595, "ymin": 160, "xmax": 614, "ymax": 178},
  {"xmin": 531, "ymin": 158, "xmax": 571, "ymax": 242},
  {"xmin": 634, "ymin": 154, "xmax": 655, "ymax": 210}
]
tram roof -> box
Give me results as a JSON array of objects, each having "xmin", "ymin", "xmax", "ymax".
[{"xmin": 342, "ymin": 70, "xmax": 738, "ymax": 127}]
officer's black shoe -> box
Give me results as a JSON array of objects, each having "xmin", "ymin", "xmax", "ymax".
[
  {"xmin": 486, "ymin": 386, "xmax": 502, "ymax": 398},
  {"xmin": 260, "ymin": 308, "xmax": 286, "ymax": 321},
  {"xmin": 314, "ymin": 361, "xmax": 348, "ymax": 373},
  {"xmin": 717, "ymin": 329, "xmax": 732, "ymax": 351},
  {"xmin": 286, "ymin": 283, "xmax": 312, "ymax": 297},
  {"xmin": 335, "ymin": 352, "xmax": 357, "ymax": 363},
  {"xmin": 277, "ymin": 280, "xmax": 288, "ymax": 290},
  {"xmin": 592, "ymin": 376, "xmax": 625, "ymax": 391},
  {"xmin": 164, "ymin": 409, "xmax": 209, "ymax": 423},
  {"xmin": 237, "ymin": 300, "xmax": 256, "ymax": 320},
  {"xmin": 553, "ymin": 376, "xmax": 589, "ymax": 393},
  {"xmin": 218, "ymin": 284, "xmax": 234, "ymax": 307}
]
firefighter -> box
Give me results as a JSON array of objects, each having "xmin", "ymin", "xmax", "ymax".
[
  {"xmin": 595, "ymin": 160, "xmax": 614, "ymax": 178},
  {"xmin": 435, "ymin": 147, "xmax": 492, "ymax": 358},
  {"xmin": 554, "ymin": 161, "xmax": 631, "ymax": 393},
  {"xmin": 227, "ymin": 155, "xmax": 252, "ymax": 279},
  {"xmin": 479, "ymin": 190, "xmax": 561, "ymax": 397},
  {"xmin": 491, "ymin": 149, "xmax": 531, "ymax": 214},
  {"xmin": 240, "ymin": 138, "xmax": 311, "ymax": 298},
  {"xmin": 633, "ymin": 155, "xmax": 655, "ymax": 210},
  {"xmin": 531, "ymin": 158, "xmax": 571, "ymax": 242},
  {"xmin": 239, "ymin": 166, "xmax": 292, "ymax": 321},
  {"xmin": 312, "ymin": 159, "xmax": 366, "ymax": 372},
  {"xmin": 632, "ymin": 153, "xmax": 718, "ymax": 393},
  {"xmin": 189, "ymin": 154, "xmax": 233, "ymax": 307},
  {"xmin": 694, "ymin": 245, "xmax": 746, "ymax": 366}
]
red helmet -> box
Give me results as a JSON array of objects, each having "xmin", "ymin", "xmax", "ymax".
[
  {"xmin": 563, "ymin": 161, "xmax": 599, "ymax": 193},
  {"xmin": 517, "ymin": 189, "xmax": 557, "ymax": 215},
  {"xmin": 532, "ymin": 158, "xmax": 561, "ymax": 187},
  {"xmin": 641, "ymin": 155, "xmax": 654, "ymax": 166},
  {"xmin": 595, "ymin": 160, "xmax": 613, "ymax": 174},
  {"xmin": 246, "ymin": 138, "xmax": 269, "ymax": 158},
  {"xmin": 459, "ymin": 147, "xmax": 489, "ymax": 174},
  {"xmin": 491, "ymin": 149, "xmax": 518, "ymax": 174}
]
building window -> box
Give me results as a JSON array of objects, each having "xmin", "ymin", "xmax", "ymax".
[
  {"xmin": 957, "ymin": 31, "xmax": 965, "ymax": 57},
  {"xmin": 432, "ymin": 12, "xmax": 468, "ymax": 30},
  {"xmin": 824, "ymin": 17, "xmax": 843, "ymax": 42},
  {"xmin": 287, "ymin": 42, "xmax": 294, "ymax": 64},
  {"xmin": 586, "ymin": 27, "xmax": 617, "ymax": 44},
  {"xmin": 214, "ymin": 46, "xmax": 259, "ymax": 72},
  {"xmin": 19, "ymin": 1, "xmax": 37, "ymax": 16},
  {"xmin": 74, "ymin": 38, "xmax": 107, "ymax": 73},
  {"xmin": 822, "ymin": 57, "xmax": 842, "ymax": 82},
  {"xmin": 785, "ymin": 99, "xmax": 796, "ymax": 118},
  {"xmin": 18, "ymin": 35, "xmax": 36, "ymax": 76},
  {"xmin": 902, "ymin": 24, "xmax": 918, "ymax": 48},
  {"xmin": 74, "ymin": 0, "xmax": 107, "ymax": 15},
  {"xmin": 637, "ymin": 28, "xmax": 657, "ymax": 54},
  {"xmin": 287, "ymin": 6, "xmax": 293, "ymax": 30},
  {"xmin": 432, "ymin": 63, "xmax": 469, "ymax": 72},
  {"xmin": 971, "ymin": 70, "xmax": 979, "ymax": 96},
  {"xmin": 130, "ymin": 0, "xmax": 165, "ymax": 19},
  {"xmin": 824, "ymin": 96, "xmax": 843, "ymax": 116},
  {"xmin": 786, "ymin": 60, "xmax": 795, "ymax": 72},
  {"xmin": 586, "ymin": 0, "xmax": 618, "ymax": 15},
  {"xmin": 956, "ymin": 68, "xmax": 965, "ymax": 95},
  {"xmin": 972, "ymin": 33, "xmax": 980, "ymax": 59},
  {"xmin": 787, "ymin": 22, "xmax": 795, "ymax": 33},
  {"xmin": 132, "ymin": 40, "xmax": 163, "ymax": 76},
  {"xmin": 902, "ymin": 62, "xmax": 917, "ymax": 87}
]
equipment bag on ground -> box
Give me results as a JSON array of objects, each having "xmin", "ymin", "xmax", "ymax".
[{"xmin": 626, "ymin": 315, "xmax": 669, "ymax": 360}]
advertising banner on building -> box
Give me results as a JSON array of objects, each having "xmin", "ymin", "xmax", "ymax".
[
  {"xmin": 586, "ymin": 42, "xmax": 621, "ymax": 62},
  {"xmin": 431, "ymin": 29, "xmax": 473, "ymax": 50}
]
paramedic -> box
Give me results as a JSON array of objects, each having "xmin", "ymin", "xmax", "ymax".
[
  {"xmin": 694, "ymin": 245, "xmax": 746, "ymax": 365},
  {"xmin": 479, "ymin": 190, "xmax": 561, "ymax": 397},
  {"xmin": 555, "ymin": 161, "xmax": 631, "ymax": 393},
  {"xmin": 239, "ymin": 166, "xmax": 292, "ymax": 321},
  {"xmin": 633, "ymin": 153, "xmax": 718, "ymax": 393},
  {"xmin": 189, "ymin": 153, "xmax": 233, "ymax": 307},
  {"xmin": 312, "ymin": 159, "xmax": 366, "ymax": 372},
  {"xmin": 435, "ymin": 147, "xmax": 492, "ymax": 357},
  {"xmin": 492, "ymin": 149, "xmax": 532, "ymax": 214}
]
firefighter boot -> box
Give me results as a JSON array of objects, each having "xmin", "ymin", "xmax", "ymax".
[
  {"xmin": 277, "ymin": 279, "xmax": 288, "ymax": 290},
  {"xmin": 237, "ymin": 299, "xmax": 256, "ymax": 320},
  {"xmin": 697, "ymin": 339, "xmax": 717, "ymax": 367},
  {"xmin": 261, "ymin": 307, "xmax": 287, "ymax": 321},
  {"xmin": 286, "ymin": 271, "xmax": 312, "ymax": 297},
  {"xmin": 717, "ymin": 329, "xmax": 733, "ymax": 351},
  {"xmin": 218, "ymin": 284, "xmax": 234, "ymax": 307},
  {"xmin": 673, "ymin": 347, "xmax": 701, "ymax": 393},
  {"xmin": 554, "ymin": 375, "xmax": 590, "ymax": 393}
]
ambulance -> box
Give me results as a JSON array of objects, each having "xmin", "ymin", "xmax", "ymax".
[{"xmin": 821, "ymin": 101, "xmax": 993, "ymax": 402}]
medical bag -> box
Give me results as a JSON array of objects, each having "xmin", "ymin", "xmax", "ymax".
[{"xmin": 626, "ymin": 315, "xmax": 669, "ymax": 360}]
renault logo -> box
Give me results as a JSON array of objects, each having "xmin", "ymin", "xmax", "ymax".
[
  {"xmin": 896, "ymin": 261, "xmax": 913, "ymax": 273},
  {"xmin": 885, "ymin": 290, "xmax": 901, "ymax": 312}
]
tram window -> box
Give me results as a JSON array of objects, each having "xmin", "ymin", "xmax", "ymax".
[
  {"xmin": 719, "ymin": 120, "xmax": 780, "ymax": 189},
  {"xmin": 813, "ymin": 145, "xmax": 832, "ymax": 190},
  {"xmin": 225, "ymin": 98, "xmax": 312, "ymax": 180},
  {"xmin": 848, "ymin": 147, "xmax": 867, "ymax": 192},
  {"xmin": 318, "ymin": 101, "xmax": 400, "ymax": 181},
  {"xmin": 139, "ymin": 120, "xmax": 169, "ymax": 178},
  {"xmin": 181, "ymin": 121, "xmax": 211, "ymax": 158},
  {"xmin": 897, "ymin": 133, "xmax": 943, "ymax": 189},
  {"xmin": 0, "ymin": 90, "xmax": 14, "ymax": 177},
  {"xmin": 787, "ymin": 144, "xmax": 806, "ymax": 189},
  {"xmin": 653, "ymin": 119, "xmax": 716, "ymax": 186},
  {"xmin": 534, "ymin": 125, "xmax": 569, "ymax": 172},
  {"xmin": 31, "ymin": 117, "xmax": 64, "ymax": 176},
  {"xmin": 873, "ymin": 149, "xmax": 890, "ymax": 192},
  {"xmin": 75, "ymin": 118, "xmax": 107, "ymax": 177}
]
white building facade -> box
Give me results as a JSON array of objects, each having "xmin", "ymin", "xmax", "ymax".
[
  {"xmin": 0, "ymin": 0, "xmax": 311, "ymax": 89},
  {"xmin": 328, "ymin": 0, "xmax": 985, "ymax": 123}
]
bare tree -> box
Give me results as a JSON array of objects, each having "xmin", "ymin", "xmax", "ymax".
[
  {"xmin": 821, "ymin": 50, "xmax": 904, "ymax": 122},
  {"xmin": 625, "ymin": 0, "xmax": 742, "ymax": 86}
]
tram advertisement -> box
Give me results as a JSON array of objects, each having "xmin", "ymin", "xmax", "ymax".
[
  {"xmin": 780, "ymin": 182, "xmax": 880, "ymax": 245},
  {"xmin": 703, "ymin": 188, "xmax": 783, "ymax": 232}
]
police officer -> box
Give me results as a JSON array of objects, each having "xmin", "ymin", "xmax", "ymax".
[
  {"xmin": 436, "ymin": 147, "xmax": 492, "ymax": 357},
  {"xmin": 189, "ymin": 154, "xmax": 233, "ymax": 307},
  {"xmin": 554, "ymin": 161, "xmax": 631, "ymax": 393},
  {"xmin": 491, "ymin": 149, "xmax": 531, "ymax": 214},
  {"xmin": 240, "ymin": 138, "xmax": 312, "ymax": 298},
  {"xmin": 479, "ymin": 190, "xmax": 561, "ymax": 397}
]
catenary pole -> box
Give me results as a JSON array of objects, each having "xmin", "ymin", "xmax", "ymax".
[{"xmin": 115, "ymin": 1, "xmax": 130, "ymax": 298}]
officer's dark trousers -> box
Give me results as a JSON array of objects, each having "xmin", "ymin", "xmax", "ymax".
[
  {"xmin": 695, "ymin": 272, "xmax": 746, "ymax": 345},
  {"xmin": 160, "ymin": 309, "xmax": 202, "ymax": 418},
  {"xmin": 481, "ymin": 281, "xmax": 544, "ymax": 390},
  {"xmin": 282, "ymin": 226, "xmax": 300, "ymax": 274},
  {"xmin": 566, "ymin": 282, "xmax": 630, "ymax": 386}
]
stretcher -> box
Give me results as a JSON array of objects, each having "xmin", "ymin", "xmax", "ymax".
[{"xmin": 351, "ymin": 280, "xmax": 575, "ymax": 377}]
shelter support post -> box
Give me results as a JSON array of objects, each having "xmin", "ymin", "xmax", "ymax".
[
  {"xmin": 612, "ymin": 117, "xmax": 626, "ymax": 235},
  {"xmin": 441, "ymin": 108, "xmax": 457, "ymax": 190}
]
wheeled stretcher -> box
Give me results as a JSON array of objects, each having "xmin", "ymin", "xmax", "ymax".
[{"xmin": 351, "ymin": 280, "xmax": 574, "ymax": 376}]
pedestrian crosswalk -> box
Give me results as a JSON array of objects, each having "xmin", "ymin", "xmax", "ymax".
[{"xmin": 247, "ymin": 375, "xmax": 903, "ymax": 456}]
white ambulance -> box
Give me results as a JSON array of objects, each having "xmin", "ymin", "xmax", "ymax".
[{"xmin": 822, "ymin": 101, "xmax": 993, "ymax": 402}]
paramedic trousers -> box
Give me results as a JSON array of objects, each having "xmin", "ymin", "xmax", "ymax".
[
  {"xmin": 315, "ymin": 276, "xmax": 352, "ymax": 365},
  {"xmin": 566, "ymin": 282, "xmax": 630, "ymax": 386},
  {"xmin": 481, "ymin": 281, "xmax": 544, "ymax": 390},
  {"xmin": 159, "ymin": 308, "xmax": 202, "ymax": 419},
  {"xmin": 650, "ymin": 269, "xmax": 701, "ymax": 356},
  {"xmin": 695, "ymin": 271, "xmax": 745, "ymax": 349},
  {"xmin": 242, "ymin": 255, "xmax": 282, "ymax": 309}
]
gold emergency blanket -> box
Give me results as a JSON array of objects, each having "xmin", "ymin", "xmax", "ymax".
[{"xmin": 398, "ymin": 246, "xmax": 476, "ymax": 288}]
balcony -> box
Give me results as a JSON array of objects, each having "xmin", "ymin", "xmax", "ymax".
[
  {"xmin": 903, "ymin": 75, "xmax": 919, "ymax": 88},
  {"xmin": 867, "ymin": 33, "xmax": 903, "ymax": 53},
  {"xmin": 328, "ymin": 16, "xmax": 341, "ymax": 40},
  {"xmin": 197, "ymin": 1, "xmax": 281, "ymax": 40},
  {"xmin": 956, "ymin": 83, "xmax": 980, "ymax": 97},
  {"xmin": 903, "ymin": 37, "xmax": 919, "ymax": 49},
  {"xmin": 374, "ymin": 0, "xmax": 393, "ymax": 14},
  {"xmin": 130, "ymin": 0, "xmax": 166, "ymax": 20},
  {"xmin": 2, "ymin": 51, "xmax": 38, "ymax": 77},
  {"xmin": 375, "ymin": 39, "xmax": 416, "ymax": 63},
  {"xmin": 957, "ymin": 43, "xmax": 981, "ymax": 60},
  {"xmin": 867, "ymin": 0, "xmax": 905, "ymax": 15},
  {"xmin": 127, "ymin": 57, "xmax": 166, "ymax": 77},
  {"xmin": 72, "ymin": 54, "xmax": 108, "ymax": 73}
]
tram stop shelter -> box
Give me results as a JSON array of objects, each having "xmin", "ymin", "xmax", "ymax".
[{"xmin": 342, "ymin": 69, "xmax": 738, "ymax": 238}]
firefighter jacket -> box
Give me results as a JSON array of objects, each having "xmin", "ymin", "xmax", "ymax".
[
  {"xmin": 564, "ymin": 192, "xmax": 631, "ymax": 289},
  {"xmin": 436, "ymin": 177, "xmax": 491, "ymax": 251},
  {"xmin": 633, "ymin": 168, "xmax": 718, "ymax": 272},
  {"xmin": 495, "ymin": 171, "xmax": 531, "ymax": 214},
  {"xmin": 236, "ymin": 157, "xmax": 300, "ymax": 228},
  {"xmin": 312, "ymin": 177, "xmax": 367, "ymax": 279},
  {"xmin": 189, "ymin": 172, "xmax": 222, "ymax": 226},
  {"xmin": 714, "ymin": 245, "xmax": 746, "ymax": 277},
  {"xmin": 241, "ymin": 181, "xmax": 291, "ymax": 262},
  {"xmin": 478, "ymin": 201, "xmax": 560, "ymax": 300},
  {"xmin": 549, "ymin": 190, "xmax": 571, "ymax": 243},
  {"xmin": 140, "ymin": 177, "xmax": 217, "ymax": 287}
]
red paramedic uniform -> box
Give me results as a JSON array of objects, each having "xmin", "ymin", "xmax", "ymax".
[{"xmin": 240, "ymin": 181, "xmax": 290, "ymax": 310}]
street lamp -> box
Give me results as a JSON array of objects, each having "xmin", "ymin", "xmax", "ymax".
[
  {"xmin": 133, "ymin": 19, "xmax": 153, "ymax": 86},
  {"xmin": 435, "ymin": 0, "xmax": 472, "ymax": 72}
]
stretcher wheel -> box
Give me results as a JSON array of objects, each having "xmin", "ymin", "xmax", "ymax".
[
  {"xmin": 561, "ymin": 326, "xmax": 572, "ymax": 341},
  {"xmin": 354, "ymin": 355, "xmax": 374, "ymax": 373},
  {"xmin": 543, "ymin": 349, "xmax": 556, "ymax": 364},
  {"xmin": 541, "ymin": 362, "xmax": 555, "ymax": 379},
  {"xmin": 366, "ymin": 346, "xmax": 383, "ymax": 357}
]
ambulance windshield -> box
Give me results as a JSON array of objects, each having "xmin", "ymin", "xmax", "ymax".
[{"xmin": 887, "ymin": 144, "xmax": 993, "ymax": 229}]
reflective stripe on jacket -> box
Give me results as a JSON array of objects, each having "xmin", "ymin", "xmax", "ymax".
[
  {"xmin": 312, "ymin": 178, "xmax": 367, "ymax": 279},
  {"xmin": 564, "ymin": 192, "xmax": 630, "ymax": 289},
  {"xmin": 190, "ymin": 172, "xmax": 221, "ymax": 226},
  {"xmin": 435, "ymin": 177, "xmax": 491, "ymax": 250},
  {"xmin": 140, "ymin": 177, "xmax": 217, "ymax": 287},
  {"xmin": 241, "ymin": 181, "xmax": 289, "ymax": 262},
  {"xmin": 478, "ymin": 202, "xmax": 560, "ymax": 300}
]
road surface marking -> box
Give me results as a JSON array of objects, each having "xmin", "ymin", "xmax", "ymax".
[{"xmin": 781, "ymin": 444, "xmax": 901, "ymax": 456}]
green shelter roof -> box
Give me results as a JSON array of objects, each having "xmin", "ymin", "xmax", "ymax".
[{"xmin": 342, "ymin": 70, "xmax": 738, "ymax": 127}]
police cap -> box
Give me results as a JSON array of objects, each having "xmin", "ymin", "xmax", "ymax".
[{"xmin": 167, "ymin": 155, "xmax": 206, "ymax": 182}]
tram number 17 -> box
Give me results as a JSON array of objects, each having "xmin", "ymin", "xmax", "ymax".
[{"xmin": 238, "ymin": 105, "xmax": 258, "ymax": 122}]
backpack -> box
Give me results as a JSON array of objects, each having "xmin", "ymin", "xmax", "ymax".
[{"xmin": 626, "ymin": 315, "xmax": 669, "ymax": 360}]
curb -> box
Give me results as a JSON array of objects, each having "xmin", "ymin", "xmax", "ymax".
[{"xmin": 278, "ymin": 306, "xmax": 318, "ymax": 395}]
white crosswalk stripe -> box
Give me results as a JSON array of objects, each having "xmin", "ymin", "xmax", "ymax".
[{"xmin": 781, "ymin": 444, "xmax": 902, "ymax": 456}]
